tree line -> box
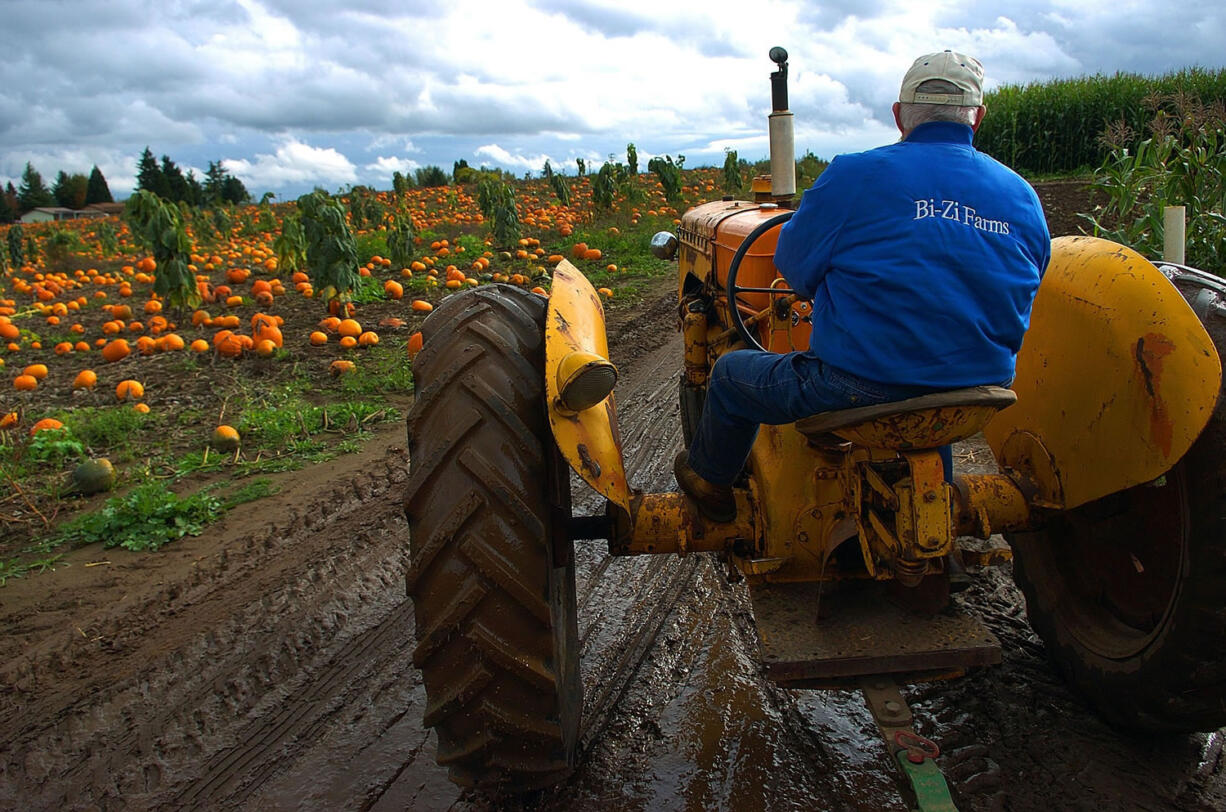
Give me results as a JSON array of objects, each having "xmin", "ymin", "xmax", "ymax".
[
  {"xmin": 1, "ymin": 163, "xmax": 113, "ymax": 223},
  {"xmin": 1, "ymin": 147, "xmax": 251, "ymax": 223}
]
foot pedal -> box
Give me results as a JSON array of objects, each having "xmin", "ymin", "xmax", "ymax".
[{"xmin": 748, "ymin": 581, "xmax": 1000, "ymax": 688}]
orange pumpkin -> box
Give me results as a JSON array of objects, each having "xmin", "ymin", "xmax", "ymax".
[
  {"xmin": 116, "ymin": 379, "xmax": 144, "ymax": 401},
  {"xmin": 212, "ymin": 424, "xmax": 240, "ymax": 451},
  {"xmin": 217, "ymin": 333, "xmax": 245, "ymax": 358},
  {"xmin": 157, "ymin": 333, "xmax": 185, "ymax": 352},
  {"xmin": 73, "ymin": 369, "xmax": 98, "ymax": 389},
  {"xmin": 101, "ymin": 338, "xmax": 131, "ymax": 363},
  {"xmin": 13, "ymin": 374, "xmax": 38, "ymax": 391},
  {"xmin": 29, "ymin": 417, "xmax": 64, "ymax": 435}
]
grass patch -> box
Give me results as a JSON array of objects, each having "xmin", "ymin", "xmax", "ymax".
[{"xmin": 47, "ymin": 481, "xmax": 225, "ymax": 552}]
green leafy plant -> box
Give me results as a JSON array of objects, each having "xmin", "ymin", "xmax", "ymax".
[
  {"xmin": 274, "ymin": 211, "xmax": 308, "ymax": 274},
  {"xmin": 7, "ymin": 224, "xmax": 25, "ymax": 267},
  {"xmin": 648, "ymin": 156, "xmax": 683, "ymax": 202},
  {"xmin": 51, "ymin": 481, "xmax": 224, "ymax": 552},
  {"xmin": 593, "ymin": 162, "xmax": 618, "ymax": 209},
  {"xmin": 296, "ymin": 190, "xmax": 361, "ymax": 307},
  {"xmin": 44, "ymin": 227, "xmax": 83, "ymax": 268},
  {"xmin": 477, "ymin": 177, "xmax": 521, "ymax": 247},
  {"xmin": 125, "ymin": 190, "xmax": 199, "ymax": 310},
  {"xmin": 95, "ymin": 221, "xmax": 119, "ymax": 255},
  {"xmin": 550, "ymin": 172, "xmax": 572, "ymax": 207},
  {"xmin": 27, "ymin": 426, "xmax": 85, "ymax": 464},
  {"xmin": 385, "ymin": 213, "xmax": 415, "ymax": 268},
  {"xmin": 1082, "ymin": 93, "xmax": 1226, "ymax": 272},
  {"xmin": 723, "ymin": 149, "xmax": 742, "ymax": 195}
]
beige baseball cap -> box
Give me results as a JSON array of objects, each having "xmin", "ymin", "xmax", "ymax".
[{"xmin": 899, "ymin": 50, "xmax": 984, "ymax": 106}]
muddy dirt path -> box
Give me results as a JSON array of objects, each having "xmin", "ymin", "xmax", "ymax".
[{"xmin": 3, "ymin": 274, "xmax": 1225, "ymax": 811}]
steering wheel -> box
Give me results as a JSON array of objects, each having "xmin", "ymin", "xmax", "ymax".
[{"xmin": 724, "ymin": 210, "xmax": 805, "ymax": 352}]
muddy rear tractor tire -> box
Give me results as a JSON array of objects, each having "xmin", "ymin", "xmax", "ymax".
[
  {"xmin": 1010, "ymin": 274, "xmax": 1226, "ymax": 733},
  {"xmin": 404, "ymin": 285, "xmax": 581, "ymax": 791}
]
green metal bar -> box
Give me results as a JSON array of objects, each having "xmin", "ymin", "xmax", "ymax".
[{"xmin": 896, "ymin": 750, "xmax": 958, "ymax": 812}]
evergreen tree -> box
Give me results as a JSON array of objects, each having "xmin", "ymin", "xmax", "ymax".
[
  {"xmin": 161, "ymin": 155, "xmax": 190, "ymax": 204},
  {"xmin": 2, "ymin": 183, "xmax": 18, "ymax": 222},
  {"xmin": 136, "ymin": 147, "xmax": 169, "ymax": 198},
  {"xmin": 185, "ymin": 169, "xmax": 204, "ymax": 207},
  {"xmin": 52, "ymin": 171, "xmax": 89, "ymax": 209},
  {"xmin": 626, "ymin": 143, "xmax": 638, "ymax": 175},
  {"xmin": 221, "ymin": 173, "xmax": 249, "ymax": 205},
  {"xmin": 452, "ymin": 158, "xmax": 478, "ymax": 184},
  {"xmin": 204, "ymin": 161, "xmax": 227, "ymax": 204},
  {"xmin": 17, "ymin": 162, "xmax": 54, "ymax": 212},
  {"xmin": 0, "ymin": 190, "xmax": 13, "ymax": 223},
  {"xmin": 203, "ymin": 160, "xmax": 249, "ymax": 205},
  {"xmin": 85, "ymin": 165, "xmax": 113, "ymax": 204},
  {"xmin": 415, "ymin": 166, "xmax": 448, "ymax": 187},
  {"xmin": 392, "ymin": 170, "xmax": 407, "ymax": 194}
]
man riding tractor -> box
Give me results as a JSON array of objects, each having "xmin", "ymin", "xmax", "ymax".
[{"xmin": 676, "ymin": 50, "xmax": 1051, "ymax": 523}]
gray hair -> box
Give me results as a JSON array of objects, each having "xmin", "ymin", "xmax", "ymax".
[{"xmin": 897, "ymin": 79, "xmax": 980, "ymax": 132}]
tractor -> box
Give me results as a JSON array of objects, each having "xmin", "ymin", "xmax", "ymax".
[{"xmin": 402, "ymin": 47, "xmax": 1226, "ymax": 806}]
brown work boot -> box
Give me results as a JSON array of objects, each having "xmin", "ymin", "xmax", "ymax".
[{"xmin": 673, "ymin": 451, "xmax": 737, "ymax": 522}]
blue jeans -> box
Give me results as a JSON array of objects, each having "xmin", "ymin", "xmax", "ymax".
[{"xmin": 687, "ymin": 350, "xmax": 955, "ymax": 486}]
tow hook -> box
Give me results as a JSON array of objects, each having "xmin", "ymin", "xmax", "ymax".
[{"xmin": 860, "ymin": 676, "xmax": 958, "ymax": 811}]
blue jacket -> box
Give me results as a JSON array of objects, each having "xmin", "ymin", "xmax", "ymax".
[{"xmin": 774, "ymin": 121, "xmax": 1050, "ymax": 387}]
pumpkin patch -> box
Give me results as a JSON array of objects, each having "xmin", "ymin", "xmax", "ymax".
[{"xmin": 0, "ymin": 161, "xmax": 694, "ymax": 559}]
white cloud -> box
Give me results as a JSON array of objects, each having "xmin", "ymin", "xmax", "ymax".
[
  {"xmin": 365, "ymin": 155, "xmax": 420, "ymax": 174},
  {"xmin": 474, "ymin": 144, "xmax": 558, "ymax": 173},
  {"xmin": 223, "ymin": 139, "xmax": 357, "ymax": 189}
]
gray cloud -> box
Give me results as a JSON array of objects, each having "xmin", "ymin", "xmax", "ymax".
[{"xmin": 1, "ymin": 0, "xmax": 1221, "ymax": 198}]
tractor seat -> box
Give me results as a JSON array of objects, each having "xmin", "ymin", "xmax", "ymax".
[{"xmin": 795, "ymin": 386, "xmax": 1017, "ymax": 451}]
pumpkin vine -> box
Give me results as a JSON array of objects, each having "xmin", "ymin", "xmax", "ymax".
[
  {"xmin": 296, "ymin": 190, "xmax": 361, "ymax": 307},
  {"xmin": 124, "ymin": 190, "xmax": 199, "ymax": 311}
]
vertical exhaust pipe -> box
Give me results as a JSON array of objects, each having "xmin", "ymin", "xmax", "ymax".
[{"xmin": 768, "ymin": 46, "xmax": 796, "ymax": 202}]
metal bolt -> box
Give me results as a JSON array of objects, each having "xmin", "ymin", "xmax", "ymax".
[
  {"xmin": 884, "ymin": 700, "xmax": 902, "ymax": 713},
  {"xmin": 924, "ymin": 490, "xmax": 938, "ymax": 502}
]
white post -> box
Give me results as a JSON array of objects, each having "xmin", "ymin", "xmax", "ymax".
[{"xmin": 1163, "ymin": 206, "xmax": 1186, "ymax": 265}]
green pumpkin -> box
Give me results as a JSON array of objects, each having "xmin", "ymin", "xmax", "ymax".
[{"xmin": 72, "ymin": 458, "xmax": 116, "ymax": 495}]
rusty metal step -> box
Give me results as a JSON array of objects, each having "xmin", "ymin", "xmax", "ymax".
[{"xmin": 748, "ymin": 580, "xmax": 1000, "ymax": 688}]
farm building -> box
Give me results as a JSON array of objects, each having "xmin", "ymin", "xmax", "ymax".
[{"xmin": 19, "ymin": 205, "xmax": 116, "ymax": 224}]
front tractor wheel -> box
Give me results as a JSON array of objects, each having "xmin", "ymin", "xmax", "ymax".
[
  {"xmin": 404, "ymin": 285, "xmax": 581, "ymax": 791},
  {"xmin": 1010, "ymin": 275, "xmax": 1226, "ymax": 732}
]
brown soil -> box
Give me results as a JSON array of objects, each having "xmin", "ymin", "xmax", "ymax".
[{"xmin": 4, "ymin": 181, "xmax": 1224, "ymax": 811}]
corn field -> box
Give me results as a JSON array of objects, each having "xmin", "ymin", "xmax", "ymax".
[{"xmin": 977, "ymin": 68, "xmax": 1226, "ymax": 176}]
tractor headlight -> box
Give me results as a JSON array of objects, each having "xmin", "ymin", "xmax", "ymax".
[
  {"xmin": 650, "ymin": 231, "xmax": 679, "ymax": 260},
  {"xmin": 557, "ymin": 351, "xmax": 618, "ymax": 412}
]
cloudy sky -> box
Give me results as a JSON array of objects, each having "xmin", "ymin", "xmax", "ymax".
[{"xmin": 2, "ymin": 0, "xmax": 1222, "ymax": 200}]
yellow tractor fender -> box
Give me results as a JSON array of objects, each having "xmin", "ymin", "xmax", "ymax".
[
  {"xmin": 985, "ymin": 236, "xmax": 1222, "ymax": 510},
  {"xmin": 545, "ymin": 260, "xmax": 633, "ymax": 521}
]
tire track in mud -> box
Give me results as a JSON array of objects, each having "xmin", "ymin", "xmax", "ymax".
[{"xmin": 1, "ymin": 454, "xmax": 414, "ymax": 811}]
